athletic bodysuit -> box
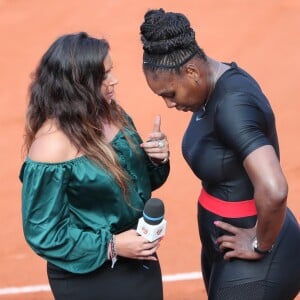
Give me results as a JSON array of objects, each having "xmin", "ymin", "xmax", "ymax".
[{"xmin": 182, "ymin": 62, "xmax": 300, "ymax": 300}]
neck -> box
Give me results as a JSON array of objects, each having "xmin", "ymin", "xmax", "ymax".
[
  {"xmin": 203, "ymin": 58, "xmax": 221, "ymax": 105},
  {"xmin": 209, "ymin": 58, "xmax": 222, "ymax": 87},
  {"xmin": 196, "ymin": 59, "xmax": 227, "ymax": 118}
]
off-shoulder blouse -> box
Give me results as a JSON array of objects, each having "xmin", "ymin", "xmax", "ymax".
[{"xmin": 19, "ymin": 126, "xmax": 170, "ymax": 274}]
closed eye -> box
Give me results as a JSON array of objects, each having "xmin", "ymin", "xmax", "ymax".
[{"xmin": 159, "ymin": 92, "xmax": 175, "ymax": 99}]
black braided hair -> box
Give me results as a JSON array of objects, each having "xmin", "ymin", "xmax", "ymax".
[{"xmin": 140, "ymin": 8, "xmax": 207, "ymax": 72}]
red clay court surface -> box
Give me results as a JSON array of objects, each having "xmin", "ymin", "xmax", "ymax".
[{"xmin": 0, "ymin": 1, "xmax": 299, "ymax": 299}]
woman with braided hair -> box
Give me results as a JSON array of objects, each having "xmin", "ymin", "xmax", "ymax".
[
  {"xmin": 140, "ymin": 8, "xmax": 300, "ymax": 300},
  {"xmin": 19, "ymin": 32, "xmax": 170, "ymax": 300}
]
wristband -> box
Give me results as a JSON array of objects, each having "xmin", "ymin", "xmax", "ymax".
[
  {"xmin": 107, "ymin": 235, "xmax": 118, "ymax": 268},
  {"xmin": 252, "ymin": 237, "xmax": 273, "ymax": 255}
]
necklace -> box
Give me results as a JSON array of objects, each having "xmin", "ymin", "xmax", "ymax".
[{"xmin": 196, "ymin": 61, "xmax": 222, "ymax": 121}]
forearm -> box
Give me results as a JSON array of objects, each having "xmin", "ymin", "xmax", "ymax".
[
  {"xmin": 243, "ymin": 145, "xmax": 288, "ymax": 251},
  {"xmin": 254, "ymin": 190, "xmax": 287, "ymax": 250}
]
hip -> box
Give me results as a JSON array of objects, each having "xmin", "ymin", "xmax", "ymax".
[{"xmin": 47, "ymin": 257, "xmax": 163, "ymax": 300}]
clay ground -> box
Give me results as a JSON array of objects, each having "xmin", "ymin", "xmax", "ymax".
[{"xmin": 0, "ymin": 0, "xmax": 299, "ymax": 299}]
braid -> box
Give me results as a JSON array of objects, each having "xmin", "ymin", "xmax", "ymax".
[{"xmin": 140, "ymin": 8, "xmax": 206, "ymax": 71}]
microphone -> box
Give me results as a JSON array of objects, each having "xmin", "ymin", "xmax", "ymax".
[{"xmin": 136, "ymin": 198, "xmax": 167, "ymax": 242}]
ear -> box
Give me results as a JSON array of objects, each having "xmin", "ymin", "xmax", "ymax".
[{"xmin": 184, "ymin": 63, "xmax": 200, "ymax": 83}]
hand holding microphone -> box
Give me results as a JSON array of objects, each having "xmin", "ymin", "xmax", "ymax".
[
  {"xmin": 137, "ymin": 198, "xmax": 167, "ymax": 242},
  {"xmin": 111, "ymin": 198, "xmax": 166, "ymax": 262}
]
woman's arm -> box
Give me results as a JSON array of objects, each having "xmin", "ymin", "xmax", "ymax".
[
  {"xmin": 243, "ymin": 144, "xmax": 287, "ymax": 251},
  {"xmin": 214, "ymin": 92, "xmax": 287, "ymax": 259},
  {"xmin": 215, "ymin": 145, "xmax": 287, "ymax": 260}
]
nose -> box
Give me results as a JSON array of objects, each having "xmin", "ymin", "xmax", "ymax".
[
  {"xmin": 107, "ymin": 73, "xmax": 118, "ymax": 86},
  {"xmin": 164, "ymin": 98, "xmax": 176, "ymax": 108},
  {"xmin": 110, "ymin": 74, "xmax": 119, "ymax": 85}
]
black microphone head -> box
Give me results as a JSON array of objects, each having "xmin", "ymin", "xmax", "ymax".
[{"xmin": 143, "ymin": 198, "xmax": 164, "ymax": 225}]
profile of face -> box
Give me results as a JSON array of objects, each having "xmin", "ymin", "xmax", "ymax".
[
  {"xmin": 101, "ymin": 53, "xmax": 118, "ymax": 103},
  {"xmin": 144, "ymin": 64, "xmax": 210, "ymax": 113}
]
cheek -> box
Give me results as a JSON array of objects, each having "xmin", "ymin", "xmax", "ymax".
[
  {"xmin": 101, "ymin": 81, "xmax": 110, "ymax": 97},
  {"xmin": 176, "ymin": 88, "xmax": 191, "ymax": 105},
  {"xmin": 186, "ymin": 84, "xmax": 201, "ymax": 103},
  {"xmin": 100, "ymin": 82, "xmax": 107, "ymax": 94},
  {"xmin": 176, "ymin": 80, "xmax": 193, "ymax": 102},
  {"xmin": 100, "ymin": 84, "xmax": 110, "ymax": 102}
]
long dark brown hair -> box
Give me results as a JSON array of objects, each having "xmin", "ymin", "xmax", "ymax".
[{"xmin": 25, "ymin": 32, "xmax": 135, "ymax": 195}]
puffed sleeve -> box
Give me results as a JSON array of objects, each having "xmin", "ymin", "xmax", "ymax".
[
  {"xmin": 215, "ymin": 91, "xmax": 275, "ymax": 161},
  {"xmin": 19, "ymin": 160, "xmax": 111, "ymax": 274}
]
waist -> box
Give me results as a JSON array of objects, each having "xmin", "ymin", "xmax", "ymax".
[{"xmin": 198, "ymin": 188, "xmax": 257, "ymax": 218}]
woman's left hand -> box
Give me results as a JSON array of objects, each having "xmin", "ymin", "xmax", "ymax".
[
  {"xmin": 140, "ymin": 115, "xmax": 169, "ymax": 164},
  {"xmin": 214, "ymin": 221, "xmax": 265, "ymax": 260}
]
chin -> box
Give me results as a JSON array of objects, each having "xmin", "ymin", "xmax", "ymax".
[{"xmin": 105, "ymin": 98, "xmax": 113, "ymax": 104}]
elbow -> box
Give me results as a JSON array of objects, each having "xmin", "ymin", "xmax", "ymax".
[
  {"xmin": 260, "ymin": 179, "xmax": 288, "ymax": 211},
  {"xmin": 23, "ymin": 222, "xmax": 51, "ymax": 254},
  {"xmin": 23, "ymin": 232, "xmax": 43, "ymax": 256}
]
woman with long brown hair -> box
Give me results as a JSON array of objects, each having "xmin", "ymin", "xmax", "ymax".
[{"xmin": 20, "ymin": 32, "xmax": 170, "ymax": 300}]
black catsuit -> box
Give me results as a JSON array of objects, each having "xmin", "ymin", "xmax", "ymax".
[{"xmin": 182, "ymin": 62, "xmax": 300, "ymax": 300}]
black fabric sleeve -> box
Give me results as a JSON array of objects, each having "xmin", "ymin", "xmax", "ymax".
[{"xmin": 214, "ymin": 92, "xmax": 272, "ymax": 161}]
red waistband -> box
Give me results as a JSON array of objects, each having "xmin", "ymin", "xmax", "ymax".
[{"xmin": 198, "ymin": 188, "xmax": 257, "ymax": 218}]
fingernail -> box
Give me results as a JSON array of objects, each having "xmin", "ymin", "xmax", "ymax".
[{"xmin": 214, "ymin": 221, "xmax": 219, "ymax": 225}]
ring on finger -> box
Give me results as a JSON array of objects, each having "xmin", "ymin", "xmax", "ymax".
[{"xmin": 158, "ymin": 140, "xmax": 165, "ymax": 148}]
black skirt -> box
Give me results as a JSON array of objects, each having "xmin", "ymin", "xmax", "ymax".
[{"xmin": 47, "ymin": 257, "xmax": 163, "ymax": 300}]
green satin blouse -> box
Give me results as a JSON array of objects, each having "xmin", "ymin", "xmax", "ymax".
[{"xmin": 19, "ymin": 126, "xmax": 170, "ymax": 274}]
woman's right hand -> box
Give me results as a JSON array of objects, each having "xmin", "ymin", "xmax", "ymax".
[
  {"xmin": 115, "ymin": 229, "xmax": 162, "ymax": 260},
  {"xmin": 140, "ymin": 115, "xmax": 170, "ymax": 164},
  {"xmin": 214, "ymin": 221, "xmax": 267, "ymax": 260}
]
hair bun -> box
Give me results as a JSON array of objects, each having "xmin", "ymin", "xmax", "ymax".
[{"xmin": 140, "ymin": 8, "xmax": 195, "ymax": 55}]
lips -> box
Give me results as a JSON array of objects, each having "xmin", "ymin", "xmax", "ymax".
[{"xmin": 106, "ymin": 90, "xmax": 114, "ymax": 99}]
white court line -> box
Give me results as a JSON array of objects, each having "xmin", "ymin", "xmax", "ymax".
[
  {"xmin": 163, "ymin": 271, "xmax": 202, "ymax": 282},
  {"xmin": 0, "ymin": 271, "xmax": 202, "ymax": 295},
  {"xmin": 0, "ymin": 285, "xmax": 50, "ymax": 296}
]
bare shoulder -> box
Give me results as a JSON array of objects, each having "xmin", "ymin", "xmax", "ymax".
[{"xmin": 28, "ymin": 122, "xmax": 80, "ymax": 163}]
